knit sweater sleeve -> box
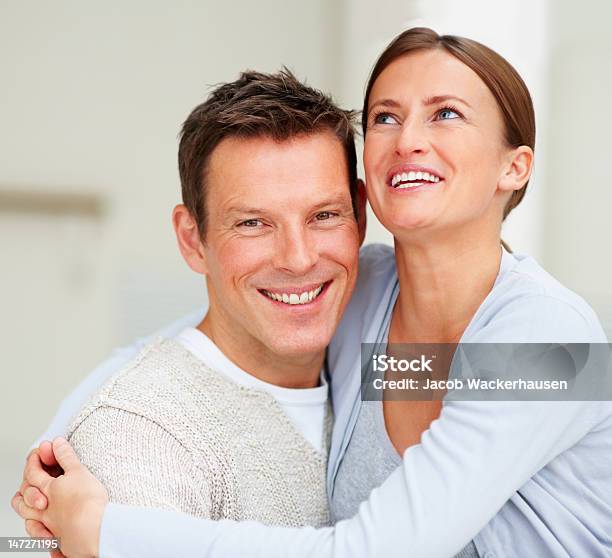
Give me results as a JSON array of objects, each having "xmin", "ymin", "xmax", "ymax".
[{"xmin": 68, "ymin": 406, "xmax": 212, "ymax": 518}]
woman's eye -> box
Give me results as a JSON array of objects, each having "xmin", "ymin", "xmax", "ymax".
[
  {"xmin": 373, "ymin": 112, "xmax": 398, "ymax": 125},
  {"xmin": 437, "ymin": 108, "xmax": 460, "ymax": 120}
]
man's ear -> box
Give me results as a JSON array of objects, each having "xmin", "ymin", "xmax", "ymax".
[
  {"xmin": 355, "ymin": 179, "xmax": 367, "ymax": 247},
  {"xmin": 498, "ymin": 145, "xmax": 534, "ymax": 193},
  {"xmin": 172, "ymin": 204, "xmax": 208, "ymax": 275}
]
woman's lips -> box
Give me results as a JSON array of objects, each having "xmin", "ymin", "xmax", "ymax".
[
  {"xmin": 386, "ymin": 164, "xmax": 444, "ymax": 188},
  {"xmin": 388, "ymin": 180, "xmax": 443, "ymax": 193}
]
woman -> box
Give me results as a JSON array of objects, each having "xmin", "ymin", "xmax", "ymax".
[
  {"xmin": 327, "ymin": 27, "xmax": 610, "ymax": 558},
  {"xmin": 15, "ymin": 28, "xmax": 611, "ymax": 558}
]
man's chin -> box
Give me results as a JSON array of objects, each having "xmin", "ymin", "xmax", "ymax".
[{"xmin": 264, "ymin": 330, "xmax": 332, "ymax": 359}]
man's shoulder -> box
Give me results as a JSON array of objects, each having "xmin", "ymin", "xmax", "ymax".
[
  {"xmin": 66, "ymin": 339, "xmax": 231, "ymax": 438},
  {"xmin": 93, "ymin": 338, "xmax": 223, "ymax": 400}
]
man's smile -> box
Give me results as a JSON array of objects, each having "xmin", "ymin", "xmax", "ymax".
[{"xmin": 258, "ymin": 281, "xmax": 331, "ymax": 306}]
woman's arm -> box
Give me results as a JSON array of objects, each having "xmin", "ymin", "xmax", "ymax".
[
  {"xmin": 16, "ymin": 297, "xmax": 608, "ymax": 557},
  {"xmin": 17, "ymin": 397, "xmax": 604, "ymax": 558}
]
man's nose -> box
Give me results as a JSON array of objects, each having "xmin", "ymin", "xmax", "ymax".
[
  {"xmin": 273, "ymin": 226, "xmax": 319, "ymax": 275},
  {"xmin": 394, "ymin": 118, "xmax": 430, "ymax": 158}
]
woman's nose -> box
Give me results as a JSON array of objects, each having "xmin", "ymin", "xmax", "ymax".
[{"xmin": 394, "ymin": 119, "xmax": 430, "ymax": 158}]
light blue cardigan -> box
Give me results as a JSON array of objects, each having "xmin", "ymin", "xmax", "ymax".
[{"xmin": 40, "ymin": 244, "xmax": 611, "ymax": 558}]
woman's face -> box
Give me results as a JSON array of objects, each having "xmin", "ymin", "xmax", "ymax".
[{"xmin": 364, "ymin": 48, "xmax": 516, "ymax": 239}]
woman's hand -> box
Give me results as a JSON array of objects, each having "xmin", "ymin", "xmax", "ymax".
[{"xmin": 11, "ymin": 438, "xmax": 108, "ymax": 558}]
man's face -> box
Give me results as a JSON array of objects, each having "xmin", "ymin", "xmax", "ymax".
[{"xmin": 201, "ymin": 131, "xmax": 360, "ymax": 360}]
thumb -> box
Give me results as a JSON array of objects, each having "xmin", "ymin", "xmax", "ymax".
[
  {"xmin": 52, "ymin": 438, "xmax": 81, "ymax": 472},
  {"xmin": 38, "ymin": 440, "xmax": 58, "ymax": 467}
]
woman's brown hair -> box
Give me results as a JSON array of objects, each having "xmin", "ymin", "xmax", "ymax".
[{"xmin": 362, "ymin": 27, "xmax": 535, "ymax": 224}]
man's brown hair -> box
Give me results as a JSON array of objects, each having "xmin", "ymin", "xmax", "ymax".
[{"xmin": 179, "ymin": 68, "xmax": 358, "ymax": 238}]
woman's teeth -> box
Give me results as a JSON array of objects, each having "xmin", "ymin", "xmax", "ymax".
[
  {"xmin": 391, "ymin": 171, "xmax": 441, "ymax": 188},
  {"xmin": 262, "ymin": 284, "xmax": 324, "ymax": 305}
]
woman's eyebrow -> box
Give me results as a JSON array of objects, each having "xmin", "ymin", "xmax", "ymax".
[
  {"xmin": 423, "ymin": 94, "xmax": 472, "ymax": 109},
  {"xmin": 368, "ymin": 98, "xmax": 401, "ymax": 112},
  {"xmin": 369, "ymin": 95, "xmax": 472, "ymax": 113}
]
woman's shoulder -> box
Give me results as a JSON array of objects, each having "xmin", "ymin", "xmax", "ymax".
[
  {"xmin": 353, "ymin": 243, "xmax": 397, "ymax": 300},
  {"xmin": 358, "ymin": 242, "xmax": 396, "ymax": 275},
  {"xmin": 466, "ymin": 250, "xmax": 607, "ymax": 342}
]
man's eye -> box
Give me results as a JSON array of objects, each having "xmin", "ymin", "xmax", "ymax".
[
  {"xmin": 315, "ymin": 211, "xmax": 337, "ymax": 221},
  {"xmin": 238, "ymin": 219, "xmax": 262, "ymax": 228}
]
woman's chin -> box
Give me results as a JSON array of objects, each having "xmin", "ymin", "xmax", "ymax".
[{"xmin": 379, "ymin": 212, "xmax": 437, "ymax": 238}]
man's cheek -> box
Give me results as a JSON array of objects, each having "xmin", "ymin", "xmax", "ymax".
[{"xmin": 326, "ymin": 230, "xmax": 360, "ymax": 263}]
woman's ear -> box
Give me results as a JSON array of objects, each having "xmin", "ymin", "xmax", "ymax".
[
  {"xmin": 355, "ymin": 179, "xmax": 368, "ymax": 246},
  {"xmin": 498, "ymin": 145, "xmax": 534, "ymax": 193},
  {"xmin": 172, "ymin": 204, "xmax": 208, "ymax": 274}
]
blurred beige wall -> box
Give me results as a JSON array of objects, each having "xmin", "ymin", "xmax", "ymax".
[
  {"xmin": 544, "ymin": 1, "xmax": 612, "ymax": 336},
  {"xmin": 1, "ymin": 0, "xmax": 611, "ymax": 541}
]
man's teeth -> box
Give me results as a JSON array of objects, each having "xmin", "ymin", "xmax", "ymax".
[
  {"xmin": 391, "ymin": 171, "xmax": 441, "ymax": 188},
  {"xmin": 263, "ymin": 284, "xmax": 324, "ymax": 305}
]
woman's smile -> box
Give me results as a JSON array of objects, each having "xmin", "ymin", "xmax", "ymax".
[{"xmin": 387, "ymin": 163, "xmax": 444, "ymax": 191}]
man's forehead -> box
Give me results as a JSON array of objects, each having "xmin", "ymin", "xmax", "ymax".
[
  {"xmin": 208, "ymin": 132, "xmax": 345, "ymax": 166},
  {"xmin": 206, "ymin": 132, "xmax": 351, "ymax": 211}
]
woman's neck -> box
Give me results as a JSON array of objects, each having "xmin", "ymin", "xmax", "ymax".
[{"xmin": 390, "ymin": 232, "xmax": 502, "ymax": 344}]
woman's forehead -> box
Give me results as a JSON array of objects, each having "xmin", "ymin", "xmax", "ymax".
[{"xmin": 369, "ymin": 49, "xmax": 493, "ymax": 109}]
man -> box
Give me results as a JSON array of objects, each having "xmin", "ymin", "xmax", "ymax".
[{"xmin": 13, "ymin": 68, "xmax": 366, "ymax": 556}]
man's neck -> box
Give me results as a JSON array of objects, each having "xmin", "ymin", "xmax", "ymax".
[{"xmin": 197, "ymin": 316, "xmax": 324, "ymax": 389}]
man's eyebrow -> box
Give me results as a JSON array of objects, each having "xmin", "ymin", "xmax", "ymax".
[
  {"xmin": 423, "ymin": 94, "xmax": 472, "ymax": 109},
  {"xmin": 225, "ymin": 205, "xmax": 269, "ymax": 216},
  {"xmin": 225, "ymin": 194, "xmax": 353, "ymax": 217},
  {"xmin": 310, "ymin": 194, "xmax": 353, "ymax": 211}
]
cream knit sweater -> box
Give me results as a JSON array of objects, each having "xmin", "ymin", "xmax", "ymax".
[{"xmin": 67, "ymin": 339, "xmax": 330, "ymax": 527}]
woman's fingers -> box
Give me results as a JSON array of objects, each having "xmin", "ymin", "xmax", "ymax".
[
  {"xmin": 23, "ymin": 485, "xmax": 47, "ymax": 510},
  {"xmin": 19, "ymin": 479, "xmax": 47, "ymax": 509},
  {"xmin": 52, "ymin": 437, "xmax": 81, "ymax": 472},
  {"xmin": 23, "ymin": 450, "xmax": 53, "ymax": 495},
  {"xmin": 11, "ymin": 492, "xmax": 43, "ymax": 522},
  {"xmin": 24, "ymin": 518, "xmax": 53, "ymax": 538},
  {"xmin": 38, "ymin": 440, "xmax": 58, "ymax": 468},
  {"xmin": 24, "ymin": 520, "xmax": 66, "ymax": 558}
]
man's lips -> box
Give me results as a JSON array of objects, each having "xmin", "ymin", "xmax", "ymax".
[{"xmin": 258, "ymin": 281, "xmax": 331, "ymax": 306}]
